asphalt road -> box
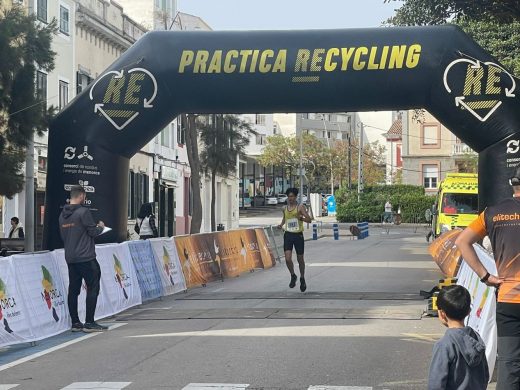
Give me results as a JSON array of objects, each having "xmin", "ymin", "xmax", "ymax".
[{"xmin": 1, "ymin": 232, "xmax": 448, "ymax": 390}]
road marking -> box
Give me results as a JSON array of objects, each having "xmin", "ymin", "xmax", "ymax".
[
  {"xmin": 182, "ymin": 384, "xmax": 249, "ymax": 390},
  {"xmin": 308, "ymin": 261, "xmax": 435, "ymax": 269},
  {"xmin": 61, "ymin": 382, "xmax": 131, "ymax": 389},
  {"xmin": 401, "ymin": 333, "xmax": 442, "ymax": 344},
  {"xmin": 212, "ymin": 288, "xmax": 226, "ymax": 293},
  {"xmin": 0, "ymin": 385, "xmax": 19, "ymax": 390},
  {"xmin": 0, "ymin": 323, "xmax": 126, "ymax": 372},
  {"xmin": 309, "ymin": 387, "xmax": 372, "ymax": 390}
]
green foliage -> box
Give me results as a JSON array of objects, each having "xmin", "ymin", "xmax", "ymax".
[
  {"xmin": 457, "ymin": 19, "xmax": 520, "ymax": 75},
  {"xmin": 336, "ymin": 185, "xmax": 434, "ymax": 223},
  {"xmin": 259, "ymin": 133, "xmax": 386, "ymax": 192},
  {"xmin": 385, "ymin": 0, "xmax": 520, "ymax": 76},
  {"xmin": 0, "ymin": 5, "xmax": 57, "ymax": 197},
  {"xmin": 385, "ymin": 0, "xmax": 520, "ymax": 26},
  {"xmin": 199, "ymin": 114, "xmax": 253, "ymax": 178}
]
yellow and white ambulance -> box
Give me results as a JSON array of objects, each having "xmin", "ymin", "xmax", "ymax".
[{"xmin": 432, "ymin": 173, "xmax": 479, "ymax": 238}]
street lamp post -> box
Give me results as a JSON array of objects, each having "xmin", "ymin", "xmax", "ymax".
[
  {"xmin": 321, "ymin": 115, "xmax": 334, "ymax": 197},
  {"xmin": 358, "ymin": 122, "xmax": 364, "ymax": 202}
]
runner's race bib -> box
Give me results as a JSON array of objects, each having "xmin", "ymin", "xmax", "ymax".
[{"xmin": 286, "ymin": 218, "xmax": 300, "ymax": 232}]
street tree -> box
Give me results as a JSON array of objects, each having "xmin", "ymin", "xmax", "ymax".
[
  {"xmin": 331, "ymin": 139, "xmax": 387, "ymax": 188},
  {"xmin": 0, "ymin": 6, "xmax": 56, "ymax": 198},
  {"xmin": 385, "ymin": 0, "xmax": 520, "ymax": 74},
  {"xmin": 200, "ymin": 114, "xmax": 253, "ymax": 231},
  {"xmin": 259, "ymin": 133, "xmax": 386, "ymax": 192},
  {"xmin": 182, "ymin": 113, "xmax": 203, "ymax": 234}
]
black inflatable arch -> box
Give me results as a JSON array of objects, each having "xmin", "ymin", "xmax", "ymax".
[{"xmin": 44, "ymin": 25, "xmax": 520, "ymax": 249}]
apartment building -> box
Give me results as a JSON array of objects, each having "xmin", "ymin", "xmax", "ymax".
[
  {"xmin": 401, "ymin": 110, "xmax": 477, "ymax": 194},
  {"xmin": 1, "ymin": 0, "xmax": 75, "ymax": 242}
]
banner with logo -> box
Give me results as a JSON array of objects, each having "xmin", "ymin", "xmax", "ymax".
[
  {"xmin": 226, "ymin": 229, "xmax": 263, "ymax": 273},
  {"xmin": 429, "ymin": 230, "xmax": 463, "ymax": 277},
  {"xmin": 254, "ymin": 228, "xmax": 277, "ymax": 269},
  {"xmin": 12, "ymin": 252, "xmax": 70, "ymax": 341},
  {"xmin": 173, "ymin": 229, "xmax": 277, "ymax": 288},
  {"xmin": 148, "ymin": 238, "xmax": 186, "ymax": 295},
  {"xmin": 125, "ymin": 240, "xmax": 164, "ymax": 301},
  {"xmin": 53, "ymin": 249, "xmax": 115, "ymax": 322},
  {"xmin": 174, "ymin": 234, "xmax": 222, "ymax": 288},
  {"xmin": 0, "ymin": 257, "xmax": 35, "ymax": 348},
  {"xmin": 456, "ymin": 244, "xmax": 498, "ymax": 378},
  {"xmin": 95, "ymin": 244, "xmax": 142, "ymax": 316}
]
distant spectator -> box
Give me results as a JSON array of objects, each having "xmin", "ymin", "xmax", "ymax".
[
  {"xmin": 384, "ymin": 200, "xmax": 392, "ymax": 223},
  {"xmin": 135, "ymin": 203, "xmax": 158, "ymax": 239},
  {"xmin": 8, "ymin": 217, "xmax": 24, "ymax": 238}
]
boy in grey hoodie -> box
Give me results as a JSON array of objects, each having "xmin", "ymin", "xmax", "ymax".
[{"xmin": 428, "ymin": 285, "xmax": 489, "ymax": 390}]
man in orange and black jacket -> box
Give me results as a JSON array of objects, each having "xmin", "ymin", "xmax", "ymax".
[{"xmin": 456, "ymin": 167, "xmax": 520, "ymax": 390}]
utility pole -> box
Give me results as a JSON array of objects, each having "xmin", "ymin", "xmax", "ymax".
[
  {"xmin": 322, "ymin": 116, "xmax": 334, "ymax": 196},
  {"xmin": 25, "ymin": 135, "xmax": 35, "ymax": 251},
  {"xmin": 348, "ymin": 127, "xmax": 352, "ymax": 190},
  {"xmin": 357, "ymin": 122, "xmax": 364, "ymax": 202},
  {"xmin": 299, "ymin": 129, "xmax": 304, "ymax": 204}
]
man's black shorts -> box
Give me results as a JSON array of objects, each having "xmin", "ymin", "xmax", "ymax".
[{"xmin": 284, "ymin": 232, "xmax": 304, "ymax": 255}]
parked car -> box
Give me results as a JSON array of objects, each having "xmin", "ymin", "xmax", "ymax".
[
  {"xmin": 277, "ymin": 194, "xmax": 288, "ymax": 204},
  {"xmin": 297, "ymin": 194, "xmax": 308, "ymax": 204},
  {"xmin": 266, "ymin": 196, "xmax": 278, "ymax": 206}
]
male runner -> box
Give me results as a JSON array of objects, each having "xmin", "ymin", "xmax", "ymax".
[
  {"xmin": 455, "ymin": 167, "xmax": 520, "ymax": 390},
  {"xmin": 278, "ymin": 188, "xmax": 312, "ymax": 292}
]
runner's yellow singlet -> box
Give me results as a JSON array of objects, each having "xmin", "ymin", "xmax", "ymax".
[{"xmin": 284, "ymin": 205, "xmax": 304, "ymax": 233}]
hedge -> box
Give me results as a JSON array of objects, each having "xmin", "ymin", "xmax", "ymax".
[{"xmin": 336, "ymin": 185, "xmax": 434, "ymax": 223}]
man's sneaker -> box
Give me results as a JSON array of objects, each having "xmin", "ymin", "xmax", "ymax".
[
  {"xmin": 83, "ymin": 322, "xmax": 109, "ymax": 333},
  {"xmin": 289, "ymin": 273, "xmax": 298, "ymax": 288},
  {"xmin": 300, "ymin": 277, "xmax": 307, "ymax": 292},
  {"xmin": 71, "ymin": 322, "xmax": 83, "ymax": 332}
]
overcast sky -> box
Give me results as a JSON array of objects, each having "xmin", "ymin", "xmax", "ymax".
[{"xmin": 176, "ymin": 0, "xmax": 398, "ymax": 30}]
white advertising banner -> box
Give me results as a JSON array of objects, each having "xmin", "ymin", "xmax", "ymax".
[
  {"xmin": 149, "ymin": 238, "xmax": 187, "ymax": 295},
  {"xmin": 457, "ymin": 244, "xmax": 498, "ymax": 378},
  {"xmin": 0, "ymin": 257, "xmax": 35, "ymax": 347},
  {"xmin": 12, "ymin": 252, "xmax": 70, "ymax": 341},
  {"xmin": 95, "ymin": 244, "xmax": 142, "ymax": 316},
  {"xmin": 53, "ymin": 249, "xmax": 114, "ymax": 322}
]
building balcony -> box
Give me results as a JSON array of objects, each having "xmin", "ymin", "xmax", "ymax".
[{"xmin": 452, "ymin": 143, "xmax": 476, "ymax": 156}]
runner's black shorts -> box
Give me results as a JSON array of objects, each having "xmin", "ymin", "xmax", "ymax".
[{"xmin": 284, "ymin": 232, "xmax": 304, "ymax": 255}]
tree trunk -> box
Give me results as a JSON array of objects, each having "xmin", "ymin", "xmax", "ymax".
[
  {"xmin": 211, "ymin": 169, "xmax": 216, "ymax": 232},
  {"xmin": 185, "ymin": 114, "xmax": 203, "ymax": 234}
]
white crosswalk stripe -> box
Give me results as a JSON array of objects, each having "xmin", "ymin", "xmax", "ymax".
[
  {"xmin": 0, "ymin": 386, "xmax": 19, "ymax": 390},
  {"xmin": 60, "ymin": 382, "xmax": 132, "ymax": 390},
  {"xmin": 182, "ymin": 385, "xmax": 249, "ymax": 390}
]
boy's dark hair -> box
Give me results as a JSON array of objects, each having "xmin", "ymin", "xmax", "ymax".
[
  {"xmin": 285, "ymin": 187, "xmax": 299, "ymax": 196},
  {"xmin": 437, "ymin": 285, "xmax": 471, "ymax": 321},
  {"xmin": 11, "ymin": 217, "xmax": 19, "ymax": 224},
  {"xmin": 70, "ymin": 185, "xmax": 86, "ymax": 199}
]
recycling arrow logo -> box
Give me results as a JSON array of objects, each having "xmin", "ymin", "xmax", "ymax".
[
  {"xmin": 89, "ymin": 68, "xmax": 157, "ymax": 130},
  {"xmin": 443, "ymin": 58, "xmax": 516, "ymax": 122}
]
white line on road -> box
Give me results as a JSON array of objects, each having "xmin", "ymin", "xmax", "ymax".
[
  {"xmin": 60, "ymin": 382, "xmax": 131, "ymax": 389},
  {"xmin": 0, "ymin": 385, "xmax": 19, "ymax": 390},
  {"xmin": 182, "ymin": 384, "xmax": 249, "ymax": 390},
  {"xmin": 308, "ymin": 261, "xmax": 436, "ymax": 269},
  {"xmin": 211, "ymin": 288, "xmax": 226, "ymax": 293},
  {"xmin": 309, "ymin": 387, "xmax": 372, "ymax": 390},
  {"xmin": 0, "ymin": 323, "xmax": 126, "ymax": 373}
]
